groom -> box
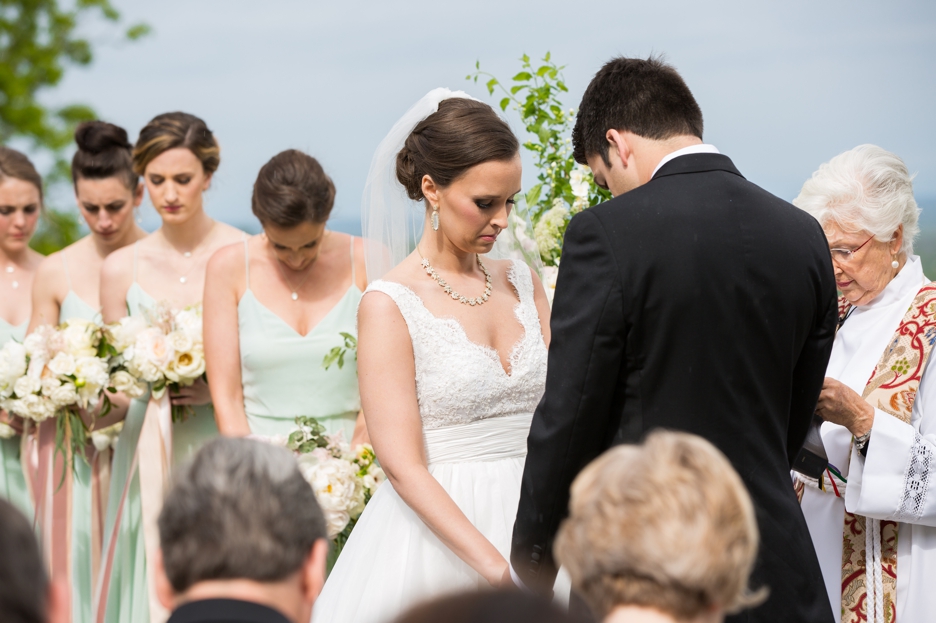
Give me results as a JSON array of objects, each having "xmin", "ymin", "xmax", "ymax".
[{"xmin": 511, "ymin": 57, "xmax": 837, "ymax": 623}]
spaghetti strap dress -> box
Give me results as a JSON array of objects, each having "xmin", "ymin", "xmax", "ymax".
[
  {"xmin": 0, "ymin": 318, "xmax": 29, "ymax": 517},
  {"xmin": 58, "ymin": 251, "xmax": 101, "ymax": 623},
  {"xmin": 100, "ymin": 243, "xmax": 219, "ymax": 623},
  {"xmin": 238, "ymin": 236, "xmax": 361, "ymax": 441}
]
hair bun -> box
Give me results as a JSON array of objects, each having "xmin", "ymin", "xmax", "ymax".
[
  {"xmin": 395, "ymin": 143, "xmax": 424, "ymax": 201},
  {"xmin": 75, "ymin": 121, "xmax": 132, "ymax": 155}
]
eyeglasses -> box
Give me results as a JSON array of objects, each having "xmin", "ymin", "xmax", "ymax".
[{"xmin": 829, "ymin": 234, "xmax": 875, "ymax": 263}]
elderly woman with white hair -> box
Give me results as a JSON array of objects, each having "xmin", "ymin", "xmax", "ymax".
[{"xmin": 793, "ymin": 144, "xmax": 936, "ymax": 623}]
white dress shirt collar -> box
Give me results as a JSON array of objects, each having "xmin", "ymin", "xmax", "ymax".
[{"xmin": 651, "ymin": 143, "xmax": 720, "ymax": 179}]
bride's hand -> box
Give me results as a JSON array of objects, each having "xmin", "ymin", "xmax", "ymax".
[{"xmin": 170, "ymin": 377, "xmax": 212, "ymax": 407}]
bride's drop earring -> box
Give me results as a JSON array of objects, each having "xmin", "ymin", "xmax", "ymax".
[{"xmin": 431, "ymin": 205, "xmax": 440, "ymax": 231}]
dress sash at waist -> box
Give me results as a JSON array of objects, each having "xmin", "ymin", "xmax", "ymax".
[{"xmin": 424, "ymin": 413, "xmax": 532, "ymax": 465}]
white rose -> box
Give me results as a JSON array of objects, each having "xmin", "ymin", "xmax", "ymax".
[
  {"xmin": 74, "ymin": 357, "xmax": 109, "ymax": 407},
  {"xmin": 129, "ymin": 359, "xmax": 162, "ymax": 384},
  {"xmin": 174, "ymin": 307, "xmax": 202, "ymax": 337},
  {"xmin": 23, "ymin": 327, "xmax": 51, "ymax": 359},
  {"xmin": 167, "ymin": 330, "xmax": 194, "ymax": 354},
  {"xmin": 49, "ymin": 382, "xmax": 78, "ymax": 408},
  {"xmin": 0, "ymin": 342, "xmax": 27, "ymax": 383},
  {"xmin": 21, "ymin": 394, "xmax": 54, "ymax": 422},
  {"xmin": 61, "ymin": 319, "xmax": 98, "ymax": 357},
  {"xmin": 166, "ymin": 349, "xmax": 205, "ymax": 384},
  {"xmin": 105, "ymin": 316, "xmax": 147, "ymax": 353},
  {"xmin": 14, "ymin": 375, "xmax": 40, "ymax": 398},
  {"xmin": 134, "ymin": 328, "xmax": 173, "ymax": 371},
  {"xmin": 0, "ymin": 422, "xmax": 15, "ymax": 439},
  {"xmin": 297, "ymin": 454, "xmax": 364, "ymax": 539},
  {"xmin": 47, "ymin": 352, "xmax": 77, "ymax": 377},
  {"xmin": 109, "ymin": 370, "xmax": 146, "ymax": 398}
]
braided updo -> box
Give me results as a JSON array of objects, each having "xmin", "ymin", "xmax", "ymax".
[{"xmin": 395, "ymin": 98, "xmax": 518, "ymax": 202}]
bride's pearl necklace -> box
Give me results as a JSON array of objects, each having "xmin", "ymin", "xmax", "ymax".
[{"xmin": 418, "ymin": 251, "xmax": 492, "ymax": 307}]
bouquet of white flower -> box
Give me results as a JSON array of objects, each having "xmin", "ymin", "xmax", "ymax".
[
  {"xmin": 288, "ymin": 416, "xmax": 385, "ymax": 552},
  {"xmin": 105, "ymin": 302, "xmax": 206, "ymax": 421},
  {"xmin": 1, "ymin": 320, "xmax": 113, "ymax": 468}
]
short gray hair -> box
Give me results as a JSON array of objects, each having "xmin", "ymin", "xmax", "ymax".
[
  {"xmin": 158, "ymin": 438, "xmax": 327, "ymax": 593},
  {"xmin": 793, "ymin": 144, "xmax": 919, "ymax": 254}
]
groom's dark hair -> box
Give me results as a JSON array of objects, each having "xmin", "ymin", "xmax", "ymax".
[{"xmin": 572, "ymin": 56, "xmax": 703, "ymax": 166}]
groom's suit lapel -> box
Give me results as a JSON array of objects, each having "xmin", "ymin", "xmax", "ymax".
[{"xmin": 650, "ymin": 153, "xmax": 746, "ymax": 182}]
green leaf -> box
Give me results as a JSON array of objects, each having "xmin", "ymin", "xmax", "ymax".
[
  {"xmin": 486, "ymin": 78, "xmax": 497, "ymax": 95},
  {"xmin": 526, "ymin": 184, "xmax": 542, "ymax": 207},
  {"xmin": 521, "ymin": 53, "xmax": 530, "ymax": 63},
  {"xmin": 126, "ymin": 23, "xmax": 152, "ymax": 40},
  {"xmin": 499, "ymin": 97, "xmax": 510, "ymax": 111},
  {"xmin": 536, "ymin": 65, "xmax": 551, "ymax": 77},
  {"xmin": 512, "ymin": 72, "xmax": 532, "ymax": 81},
  {"xmin": 544, "ymin": 51, "xmax": 551, "ymax": 62},
  {"xmin": 510, "ymin": 85, "xmax": 525, "ymax": 95}
]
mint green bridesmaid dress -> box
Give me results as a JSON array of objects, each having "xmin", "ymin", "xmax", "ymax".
[
  {"xmin": 58, "ymin": 268, "xmax": 100, "ymax": 623},
  {"xmin": 101, "ymin": 243, "xmax": 219, "ymax": 623},
  {"xmin": 0, "ymin": 318, "xmax": 29, "ymax": 518},
  {"xmin": 239, "ymin": 237, "xmax": 362, "ymax": 441}
]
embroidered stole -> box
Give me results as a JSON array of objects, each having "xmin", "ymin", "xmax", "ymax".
[{"xmin": 839, "ymin": 283, "xmax": 936, "ymax": 623}]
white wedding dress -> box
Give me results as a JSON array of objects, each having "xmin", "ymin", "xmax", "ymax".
[{"xmin": 312, "ymin": 259, "xmax": 548, "ymax": 623}]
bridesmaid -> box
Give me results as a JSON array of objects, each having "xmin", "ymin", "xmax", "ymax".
[
  {"xmin": 0, "ymin": 147, "xmax": 43, "ymax": 517},
  {"xmin": 205, "ymin": 149, "xmax": 367, "ymax": 444},
  {"xmin": 98, "ymin": 112, "xmax": 244, "ymax": 623},
  {"xmin": 29, "ymin": 120, "xmax": 147, "ymax": 623}
]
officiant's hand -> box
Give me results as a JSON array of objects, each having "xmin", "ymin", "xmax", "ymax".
[
  {"xmin": 171, "ymin": 377, "xmax": 212, "ymax": 407},
  {"xmin": 815, "ymin": 377, "xmax": 874, "ymax": 437}
]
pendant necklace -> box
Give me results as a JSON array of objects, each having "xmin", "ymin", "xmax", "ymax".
[
  {"xmin": 416, "ymin": 246, "xmax": 492, "ymax": 306},
  {"xmin": 5, "ymin": 264, "xmax": 18, "ymax": 289},
  {"xmin": 270, "ymin": 231, "xmax": 327, "ymax": 301},
  {"xmin": 173, "ymin": 221, "xmax": 217, "ymax": 284}
]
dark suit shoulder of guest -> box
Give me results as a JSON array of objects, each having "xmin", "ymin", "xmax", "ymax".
[
  {"xmin": 167, "ymin": 598, "xmax": 292, "ymax": 623},
  {"xmin": 511, "ymin": 153, "xmax": 837, "ymax": 623}
]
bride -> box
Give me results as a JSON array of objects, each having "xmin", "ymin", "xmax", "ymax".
[{"xmin": 312, "ymin": 89, "xmax": 551, "ymax": 622}]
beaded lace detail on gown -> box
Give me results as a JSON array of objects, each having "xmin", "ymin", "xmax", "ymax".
[{"xmin": 364, "ymin": 259, "xmax": 546, "ymax": 430}]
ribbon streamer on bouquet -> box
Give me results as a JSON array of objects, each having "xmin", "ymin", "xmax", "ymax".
[
  {"xmin": 93, "ymin": 392, "xmax": 172, "ymax": 623},
  {"xmin": 137, "ymin": 392, "xmax": 172, "ymax": 623},
  {"xmin": 34, "ymin": 418, "xmax": 74, "ymax": 608}
]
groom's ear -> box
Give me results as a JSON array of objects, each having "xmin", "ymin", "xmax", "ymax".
[{"xmin": 606, "ymin": 129, "xmax": 631, "ymax": 171}]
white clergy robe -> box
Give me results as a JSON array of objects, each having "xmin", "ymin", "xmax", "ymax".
[{"xmin": 801, "ymin": 255, "xmax": 936, "ymax": 623}]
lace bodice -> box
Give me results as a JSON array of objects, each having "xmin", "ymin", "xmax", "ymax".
[{"xmin": 365, "ymin": 259, "xmax": 547, "ymax": 430}]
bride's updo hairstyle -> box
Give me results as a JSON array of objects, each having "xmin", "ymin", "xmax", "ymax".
[
  {"xmin": 72, "ymin": 120, "xmax": 138, "ymax": 190},
  {"xmin": 252, "ymin": 150, "xmax": 336, "ymax": 227},
  {"xmin": 395, "ymin": 98, "xmax": 519, "ymax": 202},
  {"xmin": 132, "ymin": 112, "xmax": 220, "ymax": 176}
]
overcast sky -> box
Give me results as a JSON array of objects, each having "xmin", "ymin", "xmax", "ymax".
[{"xmin": 46, "ymin": 0, "xmax": 936, "ymax": 233}]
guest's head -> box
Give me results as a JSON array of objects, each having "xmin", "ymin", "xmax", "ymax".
[
  {"xmin": 72, "ymin": 121, "xmax": 144, "ymax": 245},
  {"xmin": 392, "ymin": 590, "xmax": 585, "ymax": 623},
  {"xmin": 156, "ymin": 438, "xmax": 329, "ymax": 623},
  {"xmin": 572, "ymin": 56, "xmax": 704, "ymax": 196},
  {"xmin": 0, "ymin": 147, "xmax": 42, "ymax": 255},
  {"xmin": 555, "ymin": 431, "xmax": 763, "ymax": 623},
  {"xmin": 793, "ymin": 144, "xmax": 919, "ymax": 306},
  {"xmin": 396, "ymin": 96, "xmax": 520, "ymax": 256},
  {"xmin": 0, "ymin": 499, "xmax": 68, "ymax": 623},
  {"xmin": 252, "ymin": 149, "xmax": 336, "ymax": 271},
  {"xmin": 132, "ymin": 111, "xmax": 219, "ymax": 225}
]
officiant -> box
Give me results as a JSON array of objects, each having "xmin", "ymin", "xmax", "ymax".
[{"xmin": 794, "ymin": 144, "xmax": 936, "ymax": 623}]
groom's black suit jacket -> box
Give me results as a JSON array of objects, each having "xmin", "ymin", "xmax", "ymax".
[{"xmin": 511, "ymin": 153, "xmax": 837, "ymax": 623}]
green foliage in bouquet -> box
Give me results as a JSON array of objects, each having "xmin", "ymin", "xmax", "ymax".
[
  {"xmin": 287, "ymin": 416, "xmax": 330, "ymax": 454},
  {"xmin": 469, "ymin": 53, "xmax": 611, "ymax": 267},
  {"xmin": 322, "ymin": 332, "xmax": 357, "ymax": 371}
]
